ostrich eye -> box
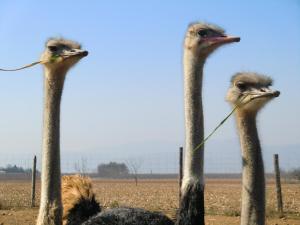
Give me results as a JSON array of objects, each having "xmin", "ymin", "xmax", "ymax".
[
  {"xmin": 48, "ymin": 46, "xmax": 58, "ymax": 52},
  {"xmin": 198, "ymin": 30, "xmax": 208, "ymax": 37},
  {"xmin": 236, "ymin": 82, "xmax": 247, "ymax": 90}
]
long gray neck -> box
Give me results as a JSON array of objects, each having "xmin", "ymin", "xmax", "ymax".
[
  {"xmin": 37, "ymin": 68, "xmax": 66, "ymax": 225},
  {"xmin": 177, "ymin": 50, "xmax": 205, "ymax": 225},
  {"xmin": 183, "ymin": 50, "xmax": 205, "ymax": 185},
  {"xmin": 236, "ymin": 112, "xmax": 265, "ymax": 225}
]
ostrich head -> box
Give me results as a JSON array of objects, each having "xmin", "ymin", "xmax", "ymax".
[
  {"xmin": 226, "ymin": 72, "xmax": 280, "ymax": 114},
  {"xmin": 40, "ymin": 38, "xmax": 88, "ymax": 74},
  {"xmin": 184, "ymin": 22, "xmax": 240, "ymax": 57}
]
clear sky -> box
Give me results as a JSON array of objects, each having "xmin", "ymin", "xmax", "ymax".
[{"xmin": 0, "ymin": 1, "xmax": 299, "ymax": 172}]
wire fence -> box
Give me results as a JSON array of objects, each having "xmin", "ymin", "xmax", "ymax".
[{"xmin": 0, "ymin": 147, "xmax": 299, "ymax": 175}]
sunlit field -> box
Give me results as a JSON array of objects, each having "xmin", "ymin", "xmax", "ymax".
[{"xmin": 0, "ymin": 179, "xmax": 299, "ymax": 225}]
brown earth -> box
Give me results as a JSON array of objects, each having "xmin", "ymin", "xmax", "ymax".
[{"xmin": 0, "ymin": 179, "xmax": 299, "ymax": 225}]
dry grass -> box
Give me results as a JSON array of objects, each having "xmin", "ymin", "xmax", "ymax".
[
  {"xmin": 90, "ymin": 179, "xmax": 300, "ymax": 219},
  {"xmin": 93, "ymin": 179, "xmax": 178, "ymax": 218},
  {"xmin": 0, "ymin": 180, "xmax": 41, "ymax": 210},
  {"xmin": 0, "ymin": 179, "xmax": 299, "ymax": 222}
]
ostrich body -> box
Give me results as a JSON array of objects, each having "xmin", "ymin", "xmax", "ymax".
[
  {"xmin": 226, "ymin": 72, "xmax": 280, "ymax": 225},
  {"xmin": 36, "ymin": 38, "xmax": 88, "ymax": 225},
  {"xmin": 178, "ymin": 23, "xmax": 240, "ymax": 225},
  {"xmin": 62, "ymin": 175, "xmax": 174, "ymax": 225},
  {"xmin": 81, "ymin": 208, "xmax": 172, "ymax": 225}
]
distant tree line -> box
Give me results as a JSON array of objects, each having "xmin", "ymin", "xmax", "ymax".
[
  {"xmin": 97, "ymin": 162, "xmax": 129, "ymax": 178},
  {"xmin": 0, "ymin": 164, "xmax": 33, "ymax": 173},
  {"xmin": 281, "ymin": 167, "xmax": 300, "ymax": 181}
]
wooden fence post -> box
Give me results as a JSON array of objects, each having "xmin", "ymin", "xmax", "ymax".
[
  {"xmin": 31, "ymin": 155, "xmax": 37, "ymax": 207},
  {"xmin": 273, "ymin": 154, "xmax": 283, "ymax": 216},
  {"xmin": 179, "ymin": 147, "xmax": 183, "ymax": 202}
]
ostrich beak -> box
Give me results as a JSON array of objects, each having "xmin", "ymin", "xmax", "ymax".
[
  {"xmin": 249, "ymin": 88, "xmax": 280, "ymax": 100},
  {"xmin": 205, "ymin": 35, "xmax": 240, "ymax": 45},
  {"xmin": 63, "ymin": 49, "xmax": 89, "ymax": 59}
]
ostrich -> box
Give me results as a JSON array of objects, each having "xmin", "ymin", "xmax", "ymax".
[
  {"xmin": 61, "ymin": 175, "xmax": 174, "ymax": 225},
  {"xmin": 226, "ymin": 72, "xmax": 280, "ymax": 225},
  {"xmin": 36, "ymin": 38, "xmax": 88, "ymax": 225},
  {"xmin": 178, "ymin": 22, "xmax": 240, "ymax": 225}
]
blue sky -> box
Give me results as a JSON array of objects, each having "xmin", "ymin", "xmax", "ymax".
[{"xmin": 0, "ymin": 1, "xmax": 299, "ymax": 172}]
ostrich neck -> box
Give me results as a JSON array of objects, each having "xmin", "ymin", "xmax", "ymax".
[
  {"xmin": 236, "ymin": 112, "xmax": 265, "ymax": 225},
  {"xmin": 183, "ymin": 50, "xmax": 205, "ymax": 182},
  {"xmin": 37, "ymin": 68, "xmax": 66, "ymax": 225},
  {"xmin": 177, "ymin": 50, "xmax": 205, "ymax": 225}
]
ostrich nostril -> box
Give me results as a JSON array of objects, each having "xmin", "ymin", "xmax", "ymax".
[
  {"xmin": 260, "ymin": 88, "xmax": 266, "ymax": 92},
  {"xmin": 274, "ymin": 91, "xmax": 280, "ymax": 97}
]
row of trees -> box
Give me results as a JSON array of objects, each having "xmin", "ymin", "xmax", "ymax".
[
  {"xmin": 0, "ymin": 164, "xmax": 33, "ymax": 173},
  {"xmin": 73, "ymin": 159, "xmax": 143, "ymax": 185},
  {"xmin": 97, "ymin": 162, "xmax": 129, "ymax": 177},
  {"xmin": 281, "ymin": 168, "xmax": 300, "ymax": 180},
  {"xmin": 96, "ymin": 160, "xmax": 143, "ymax": 185},
  {"xmin": 71, "ymin": 160, "xmax": 300, "ymax": 186},
  {"xmin": 2, "ymin": 162, "xmax": 299, "ymax": 184}
]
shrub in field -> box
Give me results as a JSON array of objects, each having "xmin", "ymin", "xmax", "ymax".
[{"xmin": 97, "ymin": 162, "xmax": 129, "ymax": 178}]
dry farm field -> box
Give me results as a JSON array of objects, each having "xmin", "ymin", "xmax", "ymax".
[{"xmin": 0, "ymin": 179, "xmax": 299, "ymax": 225}]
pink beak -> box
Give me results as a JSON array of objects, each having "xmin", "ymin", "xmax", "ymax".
[{"xmin": 203, "ymin": 35, "xmax": 241, "ymax": 44}]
